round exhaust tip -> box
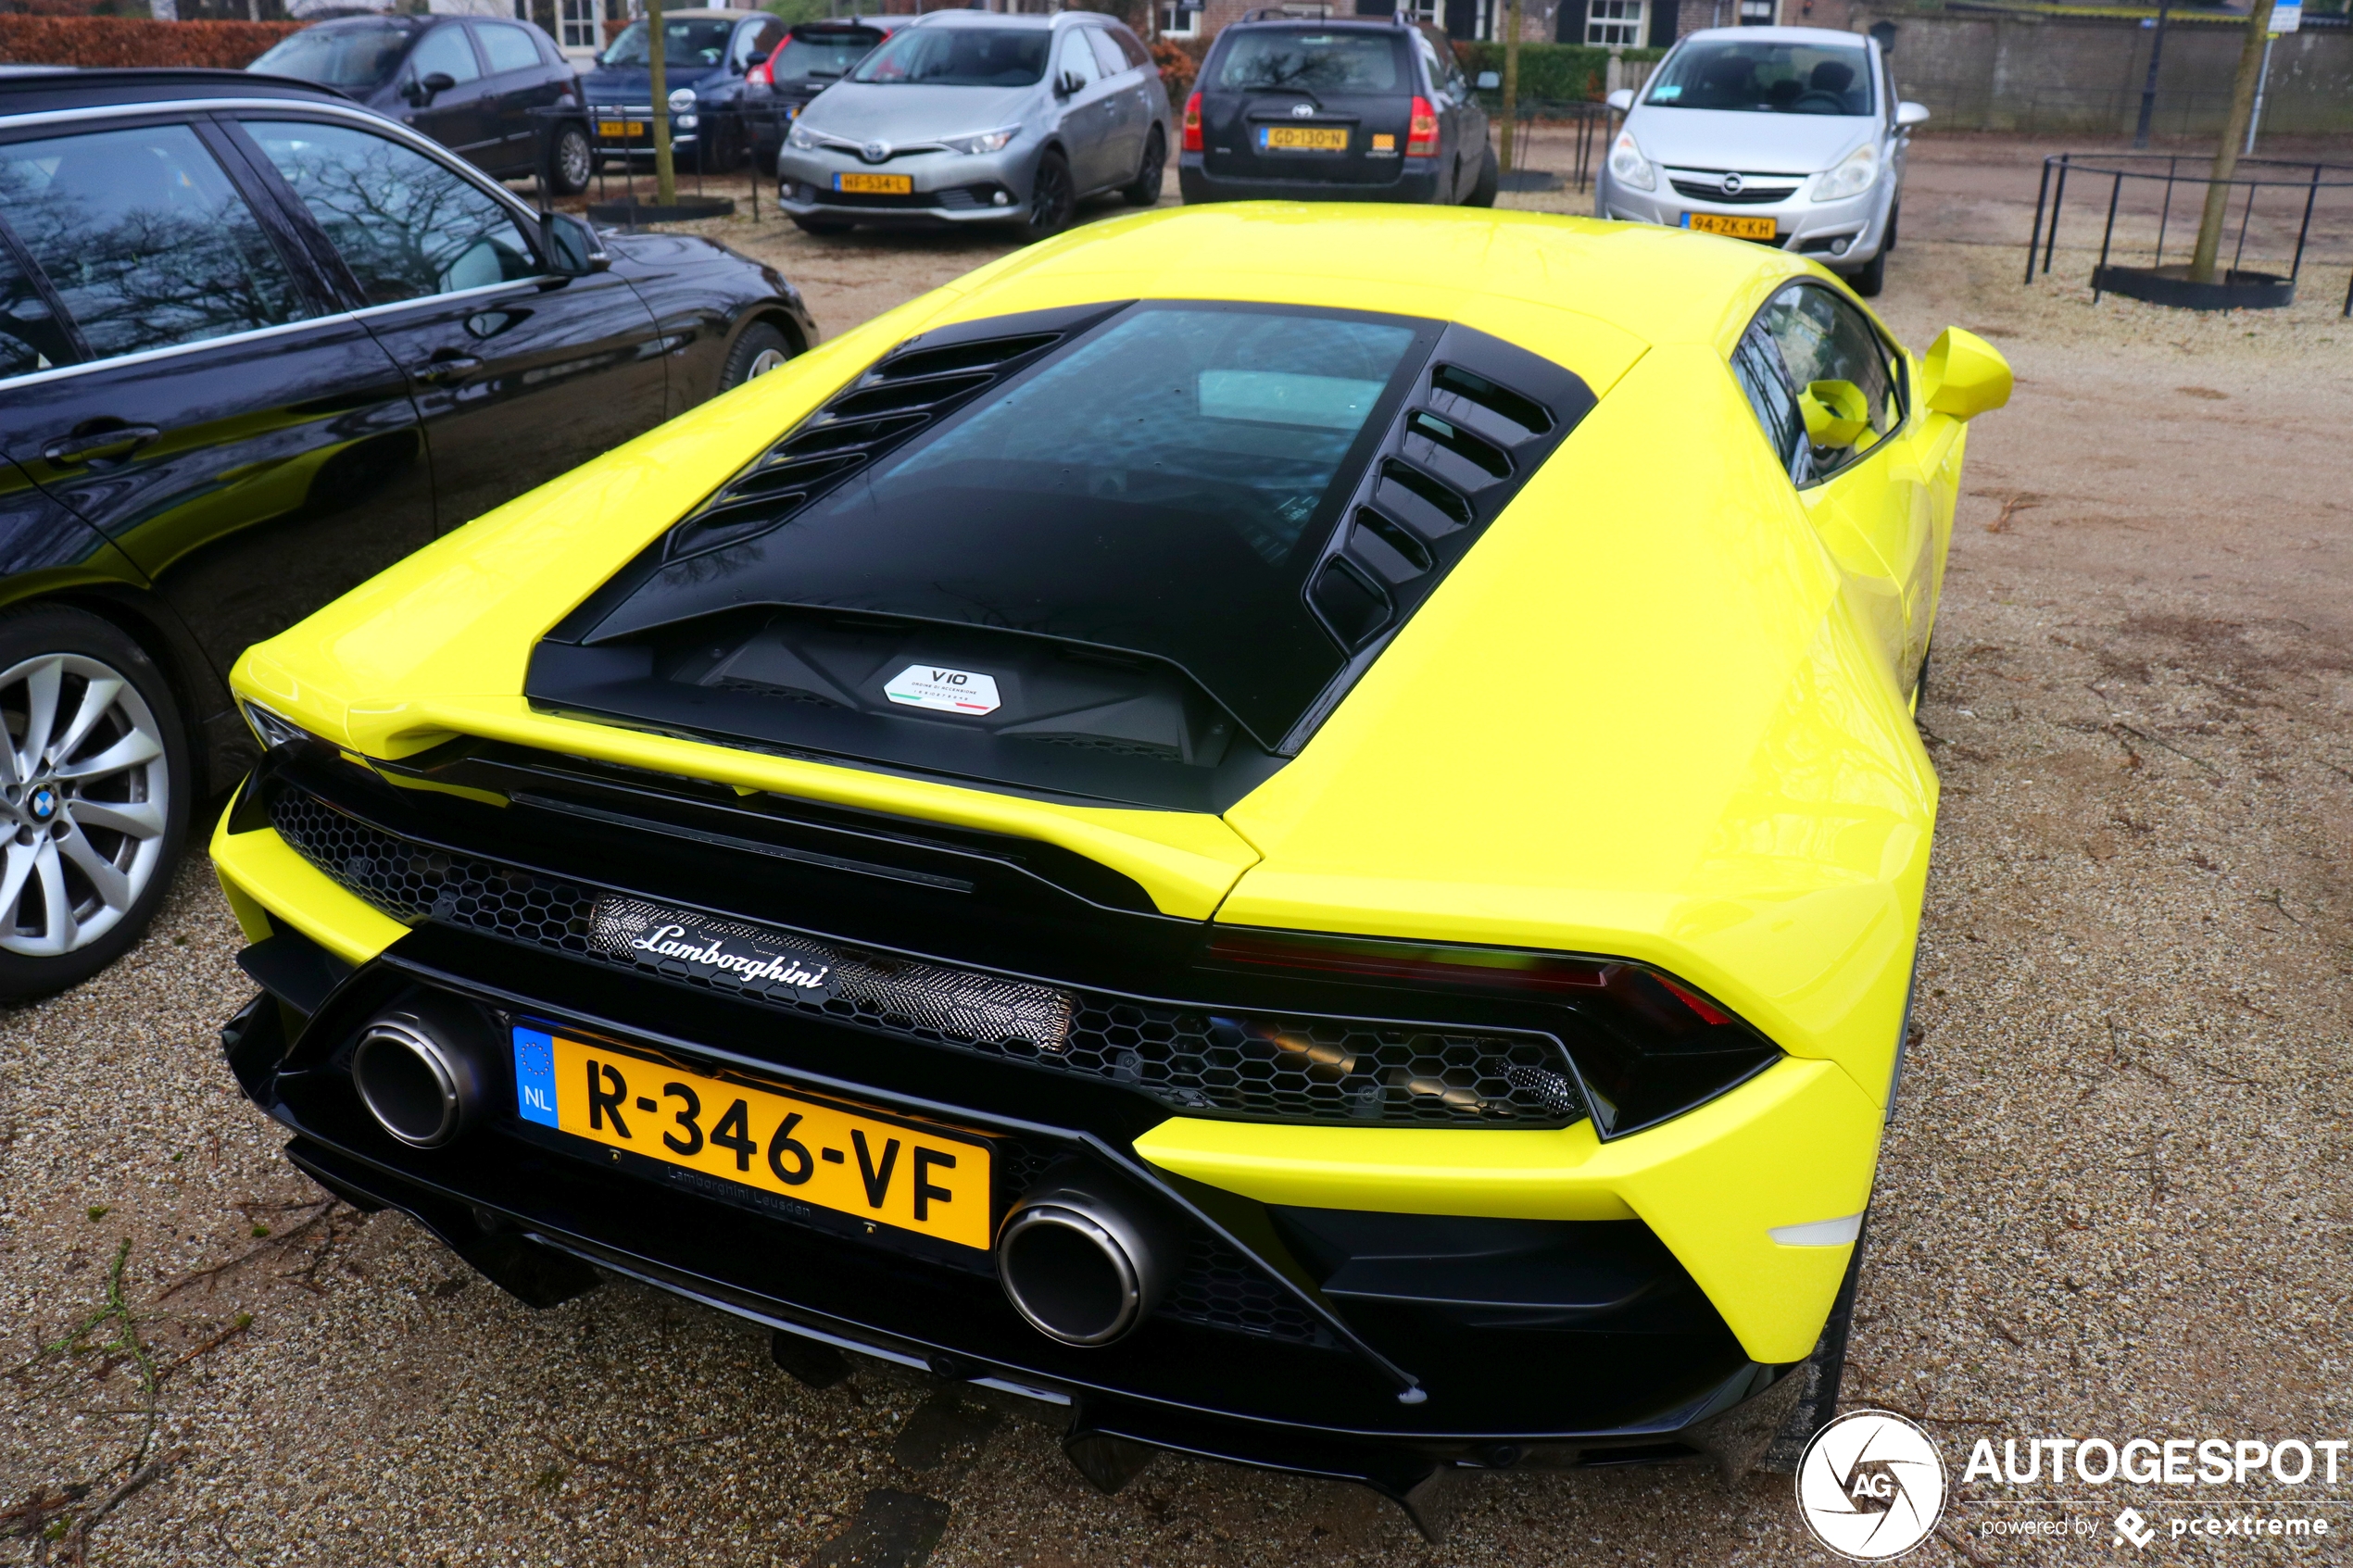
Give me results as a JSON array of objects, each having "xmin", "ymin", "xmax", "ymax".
[
  {"xmin": 997, "ymin": 1185, "xmax": 1171, "ymax": 1347},
  {"xmin": 352, "ymin": 1013, "xmax": 482, "ymax": 1148}
]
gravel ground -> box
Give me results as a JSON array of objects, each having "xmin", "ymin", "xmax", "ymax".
[{"xmin": 4, "ymin": 138, "xmax": 2350, "ymax": 1565}]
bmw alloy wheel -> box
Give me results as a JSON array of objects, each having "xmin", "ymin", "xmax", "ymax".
[{"xmin": 0, "ymin": 653, "xmax": 170, "ymax": 957}]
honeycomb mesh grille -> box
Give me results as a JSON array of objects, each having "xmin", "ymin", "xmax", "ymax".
[
  {"xmin": 268, "ymin": 787, "xmax": 1585, "ymax": 1128},
  {"xmin": 1165, "ymin": 1236, "xmax": 1331, "ymax": 1345}
]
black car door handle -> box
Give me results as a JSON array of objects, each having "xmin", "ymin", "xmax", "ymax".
[
  {"xmin": 411, "ymin": 355, "xmax": 484, "ymax": 385},
  {"xmin": 41, "ymin": 424, "xmax": 160, "ymax": 465}
]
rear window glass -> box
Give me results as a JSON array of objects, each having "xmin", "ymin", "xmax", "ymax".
[
  {"xmin": 601, "ymin": 19, "xmax": 734, "ymax": 69},
  {"xmin": 773, "ymin": 27, "xmax": 881, "ymax": 82},
  {"xmin": 1643, "ymin": 41, "xmax": 1874, "ymax": 115},
  {"xmin": 750, "ymin": 305, "xmax": 1432, "ymax": 741},
  {"xmin": 1215, "ymin": 31, "xmax": 1403, "ymax": 94},
  {"xmin": 248, "ymin": 21, "xmax": 413, "ymax": 89},
  {"xmin": 852, "ymin": 27, "xmax": 1050, "ymax": 87}
]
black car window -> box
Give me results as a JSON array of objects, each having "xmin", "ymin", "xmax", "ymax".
[
  {"xmin": 1110, "ymin": 25, "xmax": 1151, "ymax": 69},
  {"xmin": 248, "ymin": 21, "xmax": 414, "ymax": 91},
  {"xmin": 1087, "ymin": 26, "xmax": 1130, "ymax": 79},
  {"xmin": 744, "ymin": 19, "xmax": 786, "ymax": 62},
  {"xmin": 599, "ymin": 18, "xmax": 736, "ymax": 69},
  {"xmin": 852, "ymin": 26, "xmax": 1050, "ymax": 87},
  {"xmin": 1755, "ymin": 283, "xmax": 1900, "ymax": 478},
  {"xmin": 0, "ymin": 123, "xmax": 312, "ymax": 364},
  {"xmin": 772, "ymin": 27, "xmax": 879, "ymax": 82},
  {"xmin": 1215, "ymin": 31, "xmax": 1403, "ymax": 94},
  {"xmin": 1730, "ymin": 324, "xmax": 1810, "ymax": 485},
  {"xmin": 243, "ymin": 119, "xmax": 538, "ymax": 305},
  {"xmin": 408, "ymin": 23, "xmax": 481, "ymax": 85},
  {"xmin": 1644, "ymin": 40, "xmax": 1873, "ymax": 116},
  {"xmin": 0, "ymin": 237, "xmax": 74, "ymax": 380},
  {"xmin": 477, "ymin": 22, "xmax": 542, "ymax": 75}
]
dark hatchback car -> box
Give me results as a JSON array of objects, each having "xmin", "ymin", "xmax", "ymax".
[
  {"xmin": 578, "ymin": 7, "xmax": 786, "ymax": 173},
  {"xmin": 0, "ymin": 69, "xmax": 813, "ymax": 997},
  {"xmin": 247, "ymin": 15, "xmax": 594, "ymax": 194},
  {"xmin": 743, "ymin": 17, "xmax": 907, "ymax": 176},
  {"xmin": 1180, "ymin": 16, "xmax": 1494, "ymax": 207}
]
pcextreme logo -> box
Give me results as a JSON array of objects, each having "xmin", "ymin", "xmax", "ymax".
[{"xmin": 1797, "ymin": 1410, "xmax": 1951, "ymax": 1560}]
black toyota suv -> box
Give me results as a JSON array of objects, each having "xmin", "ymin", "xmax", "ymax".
[
  {"xmin": 0, "ymin": 69, "xmax": 813, "ymax": 998},
  {"xmin": 1179, "ymin": 13, "xmax": 1494, "ymax": 207}
]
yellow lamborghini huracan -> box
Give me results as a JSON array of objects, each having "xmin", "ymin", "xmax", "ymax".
[{"xmin": 210, "ymin": 205, "xmax": 2007, "ymax": 1529}]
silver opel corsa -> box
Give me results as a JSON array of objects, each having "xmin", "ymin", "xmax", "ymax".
[
  {"xmin": 776, "ymin": 10, "xmax": 1171, "ymax": 242},
  {"xmin": 1594, "ymin": 26, "xmax": 1928, "ymax": 297}
]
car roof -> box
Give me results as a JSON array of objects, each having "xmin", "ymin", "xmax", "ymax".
[
  {"xmin": 794, "ymin": 15, "xmax": 907, "ymax": 29},
  {"xmin": 1674, "ymin": 24, "xmax": 1873, "ymax": 46},
  {"xmin": 905, "ymin": 9, "xmax": 1078, "ymax": 28},
  {"xmin": 0, "ymin": 68, "xmax": 350, "ymax": 118},
  {"xmin": 643, "ymin": 7, "xmax": 761, "ymax": 19},
  {"xmin": 941, "ymin": 205, "xmax": 1844, "ymax": 360}
]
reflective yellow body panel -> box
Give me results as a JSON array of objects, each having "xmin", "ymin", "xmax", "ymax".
[{"xmin": 216, "ymin": 206, "xmax": 2003, "ymax": 1367}]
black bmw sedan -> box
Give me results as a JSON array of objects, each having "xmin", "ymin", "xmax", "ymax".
[{"xmin": 0, "ymin": 69, "xmax": 814, "ymax": 998}]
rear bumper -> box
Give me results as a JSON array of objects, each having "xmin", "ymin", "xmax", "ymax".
[
  {"xmin": 208, "ymin": 759, "xmax": 1875, "ymax": 1501},
  {"xmin": 1179, "ymin": 152, "xmax": 1443, "ymax": 205}
]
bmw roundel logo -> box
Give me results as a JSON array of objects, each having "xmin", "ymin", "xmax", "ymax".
[
  {"xmin": 1722, "ymin": 172, "xmax": 1744, "ymax": 194},
  {"xmin": 28, "ymin": 786, "xmax": 55, "ymax": 822},
  {"xmin": 862, "ymin": 139, "xmax": 890, "ymax": 163}
]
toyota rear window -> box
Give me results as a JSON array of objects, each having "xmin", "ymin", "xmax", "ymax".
[{"xmin": 1215, "ymin": 31, "xmax": 1403, "ymax": 93}]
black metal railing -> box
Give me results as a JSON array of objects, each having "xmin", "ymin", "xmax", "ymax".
[
  {"xmin": 1465, "ymin": 96, "xmax": 1615, "ymax": 194},
  {"xmin": 532, "ymin": 99, "xmax": 790, "ymax": 222},
  {"xmin": 2024, "ymin": 151, "xmax": 2353, "ymax": 314}
]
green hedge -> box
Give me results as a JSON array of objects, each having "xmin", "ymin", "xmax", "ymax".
[{"xmin": 1452, "ymin": 42, "xmax": 1665, "ymax": 105}]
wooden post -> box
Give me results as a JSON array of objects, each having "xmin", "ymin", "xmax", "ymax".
[
  {"xmin": 648, "ymin": 0, "xmax": 678, "ymax": 208},
  {"xmin": 1500, "ymin": 0, "xmax": 1522, "ymax": 174},
  {"xmin": 2187, "ymin": 0, "xmax": 2273, "ymax": 284}
]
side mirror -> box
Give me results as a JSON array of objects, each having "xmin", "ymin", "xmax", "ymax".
[
  {"xmin": 1475, "ymin": 69, "xmax": 1500, "ymax": 90},
  {"xmin": 1920, "ymin": 327, "xmax": 2011, "ymax": 421},
  {"xmin": 544, "ymin": 212, "xmax": 609, "ymax": 276},
  {"xmin": 1895, "ymin": 100, "xmax": 1931, "ymax": 128},
  {"xmin": 410, "ymin": 69, "xmax": 457, "ymax": 104},
  {"xmin": 1799, "ymin": 380, "xmax": 1872, "ymax": 449},
  {"xmin": 1054, "ymin": 69, "xmax": 1083, "ymax": 96},
  {"xmin": 747, "ymin": 49, "xmax": 770, "ymax": 66},
  {"xmin": 1605, "ymin": 87, "xmax": 1634, "ymax": 112}
]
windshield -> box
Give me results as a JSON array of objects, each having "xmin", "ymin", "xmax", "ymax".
[
  {"xmin": 850, "ymin": 27, "xmax": 1050, "ymax": 87},
  {"xmin": 600, "ymin": 19, "xmax": 736, "ymax": 69},
  {"xmin": 771, "ymin": 27, "xmax": 880, "ymax": 82},
  {"xmin": 1643, "ymin": 41, "xmax": 1874, "ymax": 115},
  {"xmin": 248, "ymin": 22, "xmax": 413, "ymax": 89},
  {"xmin": 1215, "ymin": 31, "xmax": 1402, "ymax": 93}
]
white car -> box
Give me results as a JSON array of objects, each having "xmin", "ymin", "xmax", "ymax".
[{"xmin": 1595, "ymin": 26, "xmax": 1927, "ymax": 296}]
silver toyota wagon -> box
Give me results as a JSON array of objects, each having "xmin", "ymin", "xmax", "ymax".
[
  {"xmin": 1595, "ymin": 26, "xmax": 1927, "ymax": 297},
  {"xmin": 775, "ymin": 10, "xmax": 1171, "ymax": 242}
]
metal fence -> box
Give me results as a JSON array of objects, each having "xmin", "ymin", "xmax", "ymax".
[
  {"xmin": 533, "ymin": 100, "xmax": 787, "ymax": 220},
  {"xmin": 2024, "ymin": 151, "xmax": 2353, "ymax": 313}
]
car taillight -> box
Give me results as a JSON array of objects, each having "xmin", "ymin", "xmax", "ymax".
[
  {"xmin": 1406, "ymin": 94, "xmax": 1439, "ymax": 157},
  {"xmin": 1182, "ymin": 90, "xmax": 1202, "ymax": 153},
  {"xmin": 1202, "ymin": 929, "xmax": 1783, "ymax": 1138}
]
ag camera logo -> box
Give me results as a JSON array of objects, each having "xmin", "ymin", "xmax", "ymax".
[{"xmin": 1797, "ymin": 1410, "xmax": 1949, "ymax": 1559}]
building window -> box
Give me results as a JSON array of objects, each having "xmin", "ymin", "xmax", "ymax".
[
  {"xmin": 1403, "ymin": 0, "xmax": 1442, "ymax": 27},
  {"xmin": 1738, "ymin": 0, "xmax": 1775, "ymax": 20},
  {"xmin": 1586, "ymin": 0, "xmax": 1645, "ymax": 44},
  {"xmin": 1158, "ymin": 2, "xmax": 1198, "ymax": 36},
  {"xmin": 560, "ymin": 0, "xmax": 599, "ymax": 49}
]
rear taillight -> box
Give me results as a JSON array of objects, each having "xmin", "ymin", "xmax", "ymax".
[
  {"xmin": 1182, "ymin": 90, "xmax": 1202, "ymax": 153},
  {"xmin": 1406, "ymin": 94, "xmax": 1439, "ymax": 157},
  {"xmin": 1202, "ymin": 929, "xmax": 1783, "ymax": 1137}
]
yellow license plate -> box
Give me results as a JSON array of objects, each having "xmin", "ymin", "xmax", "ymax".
[
  {"xmin": 834, "ymin": 171, "xmax": 912, "ymax": 194},
  {"xmin": 1686, "ymin": 211, "xmax": 1778, "ymax": 240},
  {"xmin": 516, "ymin": 1028, "xmax": 993, "ymax": 1250},
  {"xmin": 598, "ymin": 119, "xmax": 648, "ymax": 139},
  {"xmin": 1263, "ymin": 125, "xmax": 1350, "ymax": 152}
]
